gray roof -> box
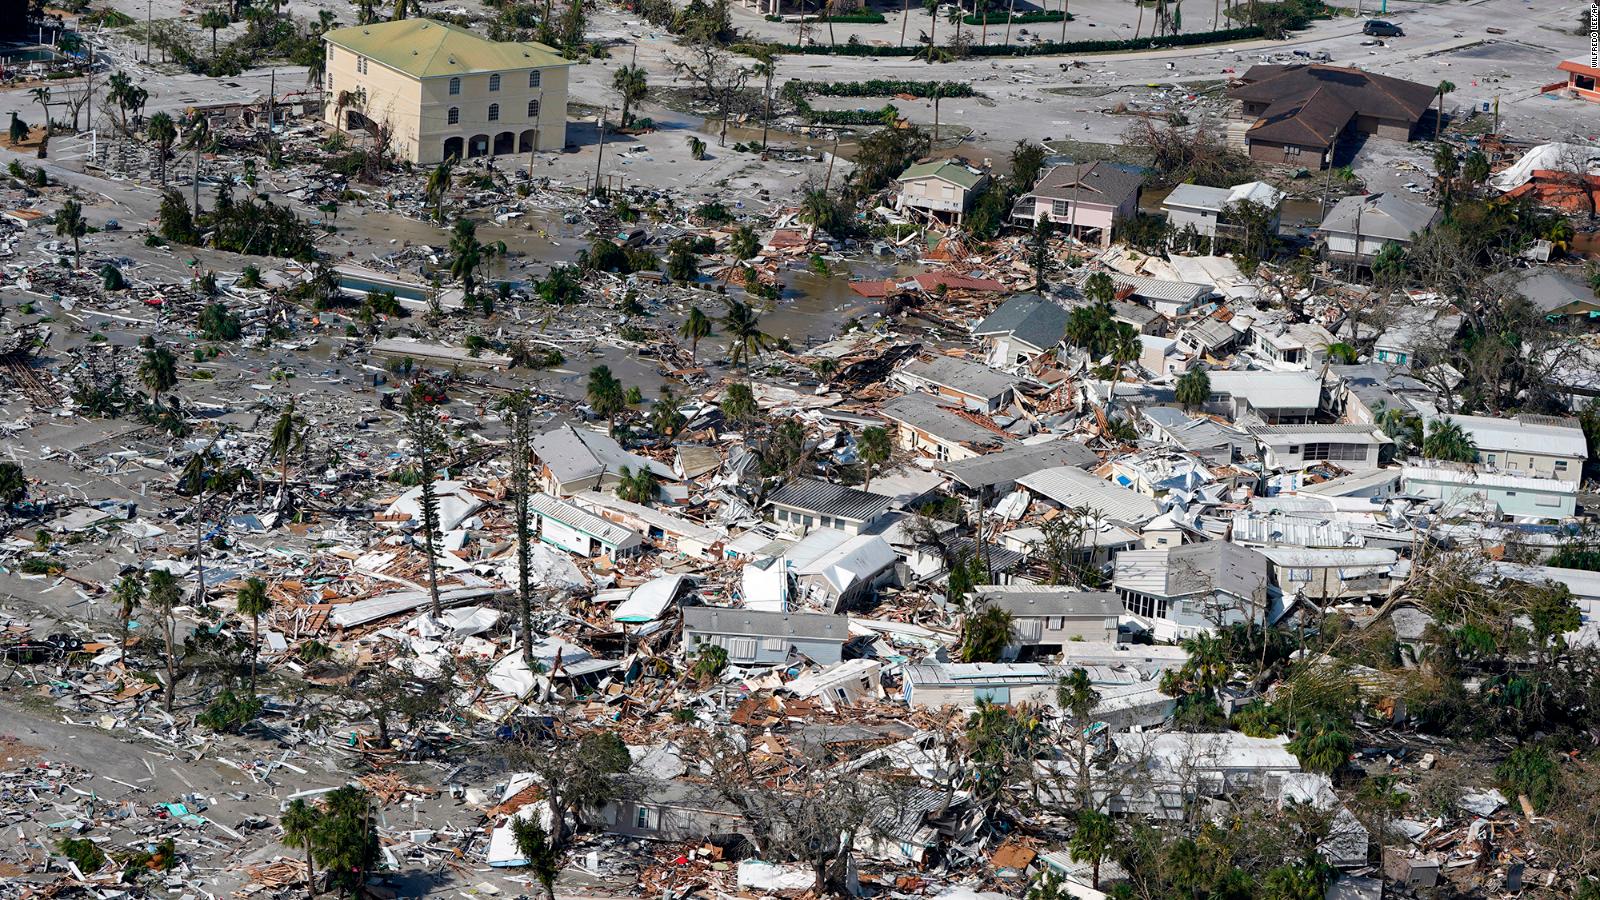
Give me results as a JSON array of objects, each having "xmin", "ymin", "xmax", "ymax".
[
  {"xmin": 900, "ymin": 355, "xmax": 1018, "ymax": 402},
  {"xmin": 532, "ymin": 423, "xmax": 676, "ymax": 486},
  {"xmin": 1491, "ymin": 269, "xmax": 1599, "ymax": 314},
  {"xmin": 1142, "ymin": 407, "xmax": 1237, "ymax": 455},
  {"xmin": 527, "ymin": 493, "xmax": 643, "ymax": 548},
  {"xmin": 938, "ymin": 440, "xmax": 1099, "ymax": 489},
  {"xmin": 973, "ymin": 293, "xmax": 1069, "ymax": 351},
  {"xmin": 1168, "ymin": 541, "xmax": 1268, "ymax": 598},
  {"xmin": 1163, "ymin": 183, "xmax": 1233, "ymax": 212},
  {"xmin": 1318, "ymin": 192, "xmax": 1438, "ymax": 242},
  {"xmin": 973, "ymin": 586, "xmax": 1121, "ymax": 618},
  {"xmin": 1033, "ymin": 161, "xmax": 1144, "ymax": 207},
  {"xmin": 767, "ymin": 478, "xmax": 892, "ymax": 522},
  {"xmin": 1249, "ymin": 423, "xmax": 1389, "ymax": 443},
  {"xmin": 1016, "ymin": 466, "xmax": 1162, "ymax": 525},
  {"xmin": 879, "ymin": 394, "xmax": 1013, "ymax": 451},
  {"xmin": 1076, "ymin": 271, "xmax": 1214, "ymax": 307},
  {"xmin": 1181, "ymin": 318, "xmax": 1239, "ymax": 350},
  {"xmin": 682, "ymin": 606, "xmax": 850, "ymax": 641}
]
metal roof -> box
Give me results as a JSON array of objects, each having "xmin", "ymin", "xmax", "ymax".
[
  {"xmin": 1442, "ymin": 413, "xmax": 1588, "ymax": 459},
  {"xmin": 899, "ymin": 355, "xmax": 1018, "ymax": 401},
  {"xmin": 527, "ymin": 493, "xmax": 642, "ymax": 548},
  {"xmin": 1016, "ymin": 465, "xmax": 1161, "ymax": 524},
  {"xmin": 1206, "ymin": 370, "xmax": 1323, "ymax": 411},
  {"xmin": 897, "ymin": 159, "xmax": 987, "ymax": 190},
  {"xmin": 766, "ymin": 478, "xmax": 892, "ymax": 522},
  {"xmin": 682, "ymin": 606, "xmax": 849, "ymax": 641},
  {"xmin": 878, "ymin": 394, "xmax": 1013, "ymax": 450},
  {"xmin": 938, "ymin": 440, "xmax": 1099, "ymax": 489},
  {"xmin": 972, "ymin": 586, "xmax": 1121, "ymax": 618},
  {"xmin": 972, "ymin": 293, "xmax": 1070, "ymax": 351},
  {"xmin": 324, "ymin": 19, "xmax": 569, "ymax": 78},
  {"xmin": 1115, "ymin": 541, "xmax": 1268, "ymax": 599},
  {"xmin": 1318, "ymin": 192, "xmax": 1439, "ymax": 241}
]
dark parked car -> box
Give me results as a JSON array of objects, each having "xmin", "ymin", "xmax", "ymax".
[{"xmin": 1364, "ymin": 19, "xmax": 1403, "ymax": 37}]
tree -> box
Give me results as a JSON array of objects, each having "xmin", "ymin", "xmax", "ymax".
[
  {"xmin": 147, "ymin": 112, "xmax": 177, "ymax": 185},
  {"xmin": 1422, "ymin": 418, "xmax": 1476, "ymax": 462},
  {"xmin": 236, "ymin": 576, "xmax": 271, "ymax": 698},
  {"xmin": 314, "ymin": 787, "xmax": 380, "ymax": 896},
  {"xmin": 1069, "ymin": 809, "xmax": 1116, "ymax": 888},
  {"xmin": 1031, "ymin": 212, "xmax": 1053, "ymax": 291},
  {"xmin": 0, "ymin": 461, "xmax": 23, "ymax": 509},
  {"xmin": 55, "ymin": 198, "xmax": 86, "ymax": 269},
  {"xmin": 511, "ymin": 818, "xmax": 561, "ymax": 900},
  {"xmin": 448, "ymin": 217, "xmax": 484, "ymax": 306},
  {"xmin": 29, "ymin": 86, "xmax": 50, "ymax": 135},
  {"xmin": 857, "ymin": 426, "xmax": 891, "ymax": 492},
  {"xmin": 1054, "ymin": 668, "xmax": 1102, "ymax": 809},
  {"xmin": 959, "ymin": 604, "xmax": 1013, "ymax": 662},
  {"xmin": 1175, "ymin": 367, "xmax": 1210, "ymax": 412},
  {"xmin": 113, "ymin": 571, "xmax": 144, "ymax": 659},
  {"xmin": 666, "ymin": 239, "xmax": 698, "ymax": 282},
  {"xmin": 424, "ymin": 158, "xmax": 454, "ymax": 222},
  {"xmin": 199, "ymin": 7, "xmax": 230, "ymax": 53},
  {"xmin": 721, "ymin": 300, "xmax": 772, "ymax": 376},
  {"xmin": 139, "ymin": 346, "xmax": 178, "ymax": 406},
  {"xmin": 750, "ymin": 45, "xmax": 776, "ymax": 150},
  {"xmin": 585, "ymin": 365, "xmax": 626, "ymax": 436},
  {"xmin": 678, "ymin": 306, "xmax": 714, "ymax": 363},
  {"xmin": 651, "ymin": 386, "xmax": 686, "ymax": 439},
  {"xmin": 403, "ymin": 395, "xmax": 445, "ymax": 618},
  {"xmin": 1287, "ymin": 724, "xmax": 1352, "ymax": 776},
  {"xmin": 731, "ymin": 223, "xmax": 759, "ymax": 260},
  {"xmin": 670, "ymin": 39, "xmax": 752, "ymax": 147},
  {"xmin": 1011, "ymin": 140, "xmax": 1047, "ymax": 192},
  {"xmin": 1463, "ymin": 148, "xmax": 1490, "ymax": 186},
  {"xmin": 280, "ymin": 798, "xmax": 320, "ymax": 899},
  {"xmin": 1434, "ymin": 79, "xmax": 1455, "ymax": 141},
  {"xmin": 509, "ymin": 728, "xmax": 635, "ymax": 848},
  {"xmin": 615, "ymin": 465, "xmax": 657, "ymax": 504},
  {"xmin": 723, "ymin": 382, "xmax": 759, "ymax": 424},
  {"xmin": 612, "ymin": 64, "xmax": 648, "ymax": 128},
  {"xmin": 269, "ymin": 401, "xmax": 306, "ymax": 502},
  {"xmin": 1102, "ymin": 323, "xmax": 1142, "ymax": 418},
  {"xmin": 146, "ymin": 569, "xmax": 184, "ymax": 714}
]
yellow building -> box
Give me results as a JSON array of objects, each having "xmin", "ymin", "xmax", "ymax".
[{"xmin": 322, "ymin": 18, "xmax": 570, "ymax": 165}]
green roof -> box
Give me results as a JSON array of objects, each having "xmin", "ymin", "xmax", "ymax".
[
  {"xmin": 324, "ymin": 19, "xmax": 569, "ymax": 78},
  {"xmin": 897, "ymin": 160, "xmax": 987, "ymax": 190}
]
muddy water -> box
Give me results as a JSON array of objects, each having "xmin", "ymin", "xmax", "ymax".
[{"xmin": 342, "ymin": 208, "xmax": 585, "ymax": 275}]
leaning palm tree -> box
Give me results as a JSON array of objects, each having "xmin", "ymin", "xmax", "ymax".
[
  {"xmin": 281, "ymin": 798, "xmax": 320, "ymax": 899},
  {"xmin": 28, "ymin": 86, "xmax": 50, "ymax": 134},
  {"xmin": 720, "ymin": 300, "xmax": 772, "ymax": 378},
  {"xmin": 1102, "ymin": 323, "xmax": 1143, "ymax": 419},
  {"xmin": 857, "ymin": 425, "xmax": 891, "ymax": 492},
  {"xmin": 425, "ymin": 158, "xmax": 455, "ymax": 221},
  {"xmin": 235, "ymin": 577, "xmax": 271, "ymax": 698},
  {"xmin": 448, "ymin": 217, "xmax": 483, "ymax": 305},
  {"xmin": 678, "ymin": 306, "xmax": 714, "ymax": 363}
]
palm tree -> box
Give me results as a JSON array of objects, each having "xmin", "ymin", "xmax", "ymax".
[
  {"xmin": 615, "ymin": 465, "xmax": 657, "ymax": 504},
  {"xmin": 1434, "ymin": 79, "xmax": 1454, "ymax": 140},
  {"xmin": 146, "ymin": 569, "xmax": 182, "ymax": 713},
  {"xmin": 139, "ymin": 346, "xmax": 178, "ymax": 406},
  {"xmin": 857, "ymin": 425, "xmax": 891, "ymax": 492},
  {"xmin": 1422, "ymin": 418, "xmax": 1476, "ymax": 463},
  {"xmin": 281, "ymin": 798, "xmax": 321, "ymax": 899},
  {"xmin": 55, "ymin": 198, "xmax": 86, "ymax": 269},
  {"xmin": 1068, "ymin": 810, "xmax": 1116, "ymax": 889},
  {"xmin": 586, "ymin": 365, "xmax": 626, "ymax": 436},
  {"xmin": 750, "ymin": 48, "xmax": 776, "ymax": 151},
  {"xmin": 799, "ymin": 189, "xmax": 835, "ymax": 238},
  {"xmin": 29, "ymin": 86, "xmax": 50, "ymax": 134},
  {"xmin": 720, "ymin": 300, "xmax": 772, "ymax": 377},
  {"xmin": 199, "ymin": 8, "xmax": 230, "ymax": 54},
  {"xmin": 731, "ymin": 224, "xmax": 759, "ymax": 260},
  {"xmin": 612, "ymin": 64, "xmax": 648, "ymax": 129},
  {"xmin": 114, "ymin": 572, "xmax": 144, "ymax": 659},
  {"xmin": 448, "ymin": 217, "xmax": 483, "ymax": 305},
  {"xmin": 652, "ymin": 386, "xmax": 686, "ymax": 438},
  {"xmin": 1102, "ymin": 323, "xmax": 1142, "ymax": 419},
  {"xmin": 425, "ymin": 158, "xmax": 454, "ymax": 221},
  {"xmin": 1175, "ymin": 367, "xmax": 1210, "ymax": 412},
  {"xmin": 269, "ymin": 401, "xmax": 306, "ymax": 501},
  {"xmin": 146, "ymin": 112, "xmax": 177, "ymax": 185},
  {"xmin": 236, "ymin": 577, "xmax": 271, "ymax": 698},
  {"xmin": 678, "ymin": 306, "xmax": 714, "ymax": 363}
]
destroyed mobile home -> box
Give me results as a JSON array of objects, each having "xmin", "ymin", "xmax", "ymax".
[{"xmin": 1, "ymin": 2, "xmax": 1599, "ymax": 900}]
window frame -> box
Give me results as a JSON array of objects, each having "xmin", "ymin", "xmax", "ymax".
[
  {"xmin": 487, "ymin": 103, "xmax": 500, "ymax": 122},
  {"xmin": 448, "ymin": 76, "xmax": 461, "ymax": 96},
  {"xmin": 489, "ymin": 73, "xmax": 501, "ymax": 92},
  {"xmin": 447, "ymin": 107, "xmax": 460, "ymax": 125}
]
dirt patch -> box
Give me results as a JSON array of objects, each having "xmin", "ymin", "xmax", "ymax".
[
  {"xmin": 0, "ymin": 734, "xmax": 47, "ymax": 768},
  {"xmin": 0, "ymin": 126, "xmax": 47, "ymax": 153}
]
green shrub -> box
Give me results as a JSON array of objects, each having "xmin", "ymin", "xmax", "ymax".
[
  {"xmin": 784, "ymin": 79, "xmax": 975, "ymax": 99},
  {"xmin": 766, "ymin": 10, "xmax": 885, "ymax": 22},
  {"xmin": 964, "ymin": 9, "xmax": 1065, "ymax": 24},
  {"xmin": 57, "ymin": 837, "xmax": 106, "ymax": 873},
  {"xmin": 195, "ymin": 690, "xmax": 263, "ymax": 733}
]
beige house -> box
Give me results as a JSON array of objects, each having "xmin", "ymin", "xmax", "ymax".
[
  {"xmin": 323, "ymin": 19, "xmax": 570, "ymax": 165},
  {"xmin": 895, "ymin": 159, "xmax": 989, "ymax": 226}
]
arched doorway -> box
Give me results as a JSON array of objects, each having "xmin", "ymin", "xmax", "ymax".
[
  {"xmin": 492, "ymin": 131, "xmax": 515, "ymax": 156},
  {"xmin": 467, "ymin": 134, "xmax": 490, "ymax": 158},
  {"xmin": 518, "ymin": 129, "xmax": 537, "ymax": 152},
  {"xmin": 345, "ymin": 109, "xmax": 371, "ymax": 132},
  {"xmin": 442, "ymin": 136, "xmax": 463, "ymax": 161}
]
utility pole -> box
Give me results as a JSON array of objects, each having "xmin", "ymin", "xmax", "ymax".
[
  {"xmin": 822, "ymin": 130, "xmax": 840, "ymax": 192},
  {"xmin": 900, "ymin": 0, "xmax": 909, "ymax": 46},
  {"xmin": 591, "ymin": 111, "xmax": 606, "ymax": 198},
  {"xmin": 145, "ymin": 0, "xmax": 152, "ymax": 63},
  {"xmin": 1004, "ymin": 0, "xmax": 1015, "ymax": 46}
]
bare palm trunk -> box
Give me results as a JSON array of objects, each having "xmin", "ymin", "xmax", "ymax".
[{"xmin": 303, "ymin": 845, "xmax": 317, "ymax": 899}]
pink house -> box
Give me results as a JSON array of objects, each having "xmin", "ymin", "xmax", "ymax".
[{"xmin": 1011, "ymin": 161, "xmax": 1144, "ymax": 247}]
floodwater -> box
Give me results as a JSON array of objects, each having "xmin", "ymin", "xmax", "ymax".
[{"xmin": 342, "ymin": 207, "xmax": 584, "ymax": 277}]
